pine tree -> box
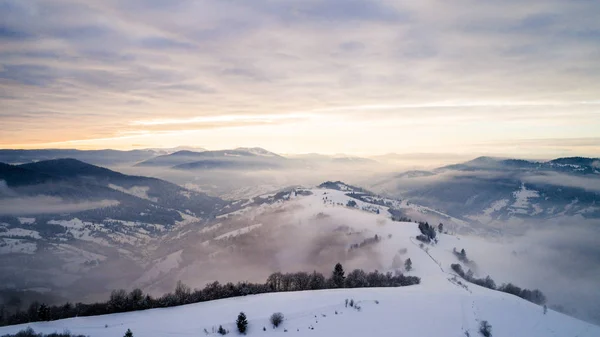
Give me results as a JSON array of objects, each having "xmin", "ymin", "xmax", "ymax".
[
  {"xmin": 404, "ymin": 258, "xmax": 412, "ymax": 272},
  {"xmin": 124, "ymin": 329, "xmax": 133, "ymax": 337},
  {"xmin": 38, "ymin": 303, "xmax": 49, "ymax": 321},
  {"xmin": 236, "ymin": 312, "xmax": 248, "ymax": 334},
  {"xmin": 331, "ymin": 263, "xmax": 345, "ymax": 288}
]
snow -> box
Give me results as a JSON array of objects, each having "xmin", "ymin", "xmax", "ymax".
[
  {"xmin": 199, "ymin": 222, "xmax": 223, "ymax": 234},
  {"xmin": 0, "ymin": 228, "xmax": 41, "ymax": 239},
  {"xmin": 214, "ymin": 224, "xmax": 263, "ymax": 240},
  {"xmin": 108, "ymin": 184, "xmax": 158, "ymax": 202},
  {"xmin": 175, "ymin": 212, "xmax": 200, "ymax": 228},
  {"xmin": 0, "ymin": 283, "xmax": 597, "ymax": 337},
  {"xmin": 48, "ymin": 219, "xmax": 111, "ymax": 246},
  {"xmin": 0, "ymin": 184, "xmax": 600, "ymax": 337},
  {"xmin": 1, "ymin": 184, "xmax": 599, "ymax": 336},
  {"xmin": 17, "ymin": 217, "xmax": 35, "ymax": 225},
  {"xmin": 0, "ymin": 238, "xmax": 37, "ymax": 254},
  {"xmin": 509, "ymin": 184, "xmax": 540, "ymax": 214},
  {"xmin": 53, "ymin": 244, "xmax": 107, "ymax": 273},
  {"xmin": 179, "ymin": 190, "xmax": 193, "ymax": 199},
  {"xmin": 135, "ymin": 250, "xmax": 184, "ymax": 285},
  {"xmin": 467, "ymin": 199, "xmax": 510, "ymax": 224}
]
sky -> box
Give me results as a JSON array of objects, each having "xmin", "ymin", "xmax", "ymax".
[{"xmin": 0, "ymin": 0, "xmax": 599, "ymax": 157}]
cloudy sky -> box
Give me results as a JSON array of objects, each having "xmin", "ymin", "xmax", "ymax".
[{"xmin": 1, "ymin": 0, "xmax": 599, "ymax": 157}]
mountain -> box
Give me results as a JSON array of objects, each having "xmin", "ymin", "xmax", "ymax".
[
  {"xmin": 136, "ymin": 148, "xmax": 287, "ymax": 170},
  {"xmin": 0, "ymin": 159, "xmax": 225, "ymax": 299},
  {"xmin": 1, "ymin": 184, "xmax": 599, "ymax": 335},
  {"xmin": 372, "ymin": 156, "xmax": 600, "ymax": 227},
  {"xmin": 0, "ymin": 149, "xmax": 159, "ymax": 166},
  {"xmin": 1, "ymin": 176, "xmax": 598, "ymax": 324}
]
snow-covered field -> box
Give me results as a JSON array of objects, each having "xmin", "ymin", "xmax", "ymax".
[{"xmin": 0, "ymin": 280, "xmax": 597, "ymax": 337}]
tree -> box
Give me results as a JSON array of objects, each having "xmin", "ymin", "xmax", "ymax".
[
  {"xmin": 345, "ymin": 269, "xmax": 369, "ymax": 288},
  {"xmin": 129, "ymin": 289, "xmax": 144, "ymax": 309},
  {"xmin": 174, "ymin": 281, "xmax": 191, "ymax": 304},
  {"xmin": 438, "ymin": 223, "xmax": 444, "ymax": 233},
  {"xmin": 218, "ymin": 325, "xmax": 228, "ymax": 335},
  {"xmin": 270, "ymin": 312, "xmax": 284, "ymax": 328},
  {"xmin": 479, "ymin": 321, "xmax": 492, "ymax": 337},
  {"xmin": 308, "ymin": 271, "xmax": 326, "ymax": 290},
  {"xmin": 404, "ymin": 258, "xmax": 412, "ymax": 272},
  {"xmin": 236, "ymin": 312, "xmax": 248, "ymax": 334},
  {"xmin": 331, "ymin": 263, "xmax": 345, "ymax": 288},
  {"xmin": 38, "ymin": 304, "xmax": 50, "ymax": 321},
  {"xmin": 124, "ymin": 329, "xmax": 133, "ymax": 337},
  {"xmin": 109, "ymin": 289, "xmax": 128, "ymax": 312}
]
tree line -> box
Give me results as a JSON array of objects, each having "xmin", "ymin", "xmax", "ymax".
[
  {"xmin": 0, "ymin": 263, "xmax": 419, "ymax": 327},
  {"xmin": 451, "ymin": 263, "xmax": 546, "ymax": 305}
]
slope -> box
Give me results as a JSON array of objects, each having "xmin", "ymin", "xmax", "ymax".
[{"xmin": 0, "ymin": 226, "xmax": 598, "ymax": 337}]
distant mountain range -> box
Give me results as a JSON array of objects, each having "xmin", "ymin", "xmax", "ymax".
[
  {"xmin": 372, "ymin": 156, "xmax": 600, "ymax": 228},
  {"xmin": 0, "ymin": 148, "xmax": 379, "ymax": 172},
  {"xmin": 136, "ymin": 148, "xmax": 285, "ymax": 170}
]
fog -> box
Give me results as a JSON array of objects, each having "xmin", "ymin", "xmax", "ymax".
[
  {"xmin": 463, "ymin": 218, "xmax": 600, "ymax": 324},
  {"xmin": 522, "ymin": 172, "xmax": 600, "ymax": 193},
  {"xmin": 1, "ymin": 155, "xmax": 599, "ymax": 326},
  {"xmin": 0, "ymin": 196, "xmax": 119, "ymax": 215}
]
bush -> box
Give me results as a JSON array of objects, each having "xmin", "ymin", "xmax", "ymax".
[
  {"xmin": 124, "ymin": 329, "xmax": 133, "ymax": 337},
  {"xmin": 236, "ymin": 312, "xmax": 248, "ymax": 334},
  {"xmin": 217, "ymin": 325, "xmax": 228, "ymax": 335},
  {"xmin": 270, "ymin": 312, "xmax": 284, "ymax": 328},
  {"xmin": 453, "ymin": 248, "xmax": 469, "ymax": 263},
  {"xmin": 479, "ymin": 320, "xmax": 492, "ymax": 337},
  {"xmin": 1, "ymin": 328, "xmax": 87, "ymax": 337}
]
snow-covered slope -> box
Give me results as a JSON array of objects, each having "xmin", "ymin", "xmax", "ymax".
[{"xmin": 1, "ymin": 233, "xmax": 598, "ymax": 337}]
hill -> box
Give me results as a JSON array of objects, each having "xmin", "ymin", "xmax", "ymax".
[
  {"xmin": 0, "ymin": 212, "xmax": 598, "ymax": 336},
  {"xmin": 0, "ymin": 159, "xmax": 224, "ymax": 300},
  {"xmin": 372, "ymin": 156, "xmax": 600, "ymax": 225}
]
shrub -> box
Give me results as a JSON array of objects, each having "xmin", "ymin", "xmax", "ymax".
[
  {"xmin": 236, "ymin": 312, "xmax": 248, "ymax": 334},
  {"xmin": 1, "ymin": 328, "xmax": 87, "ymax": 337},
  {"xmin": 217, "ymin": 325, "xmax": 228, "ymax": 335},
  {"xmin": 124, "ymin": 329, "xmax": 133, "ymax": 337},
  {"xmin": 479, "ymin": 320, "xmax": 492, "ymax": 337},
  {"xmin": 270, "ymin": 312, "xmax": 284, "ymax": 328},
  {"xmin": 453, "ymin": 248, "xmax": 469, "ymax": 263}
]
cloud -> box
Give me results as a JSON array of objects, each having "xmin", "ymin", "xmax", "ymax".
[
  {"xmin": 471, "ymin": 218, "xmax": 600, "ymax": 324},
  {"xmin": 0, "ymin": 196, "xmax": 119, "ymax": 215},
  {"xmin": 522, "ymin": 172, "xmax": 600, "ymax": 193},
  {"xmin": 0, "ymin": 0, "xmax": 599, "ymax": 154}
]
